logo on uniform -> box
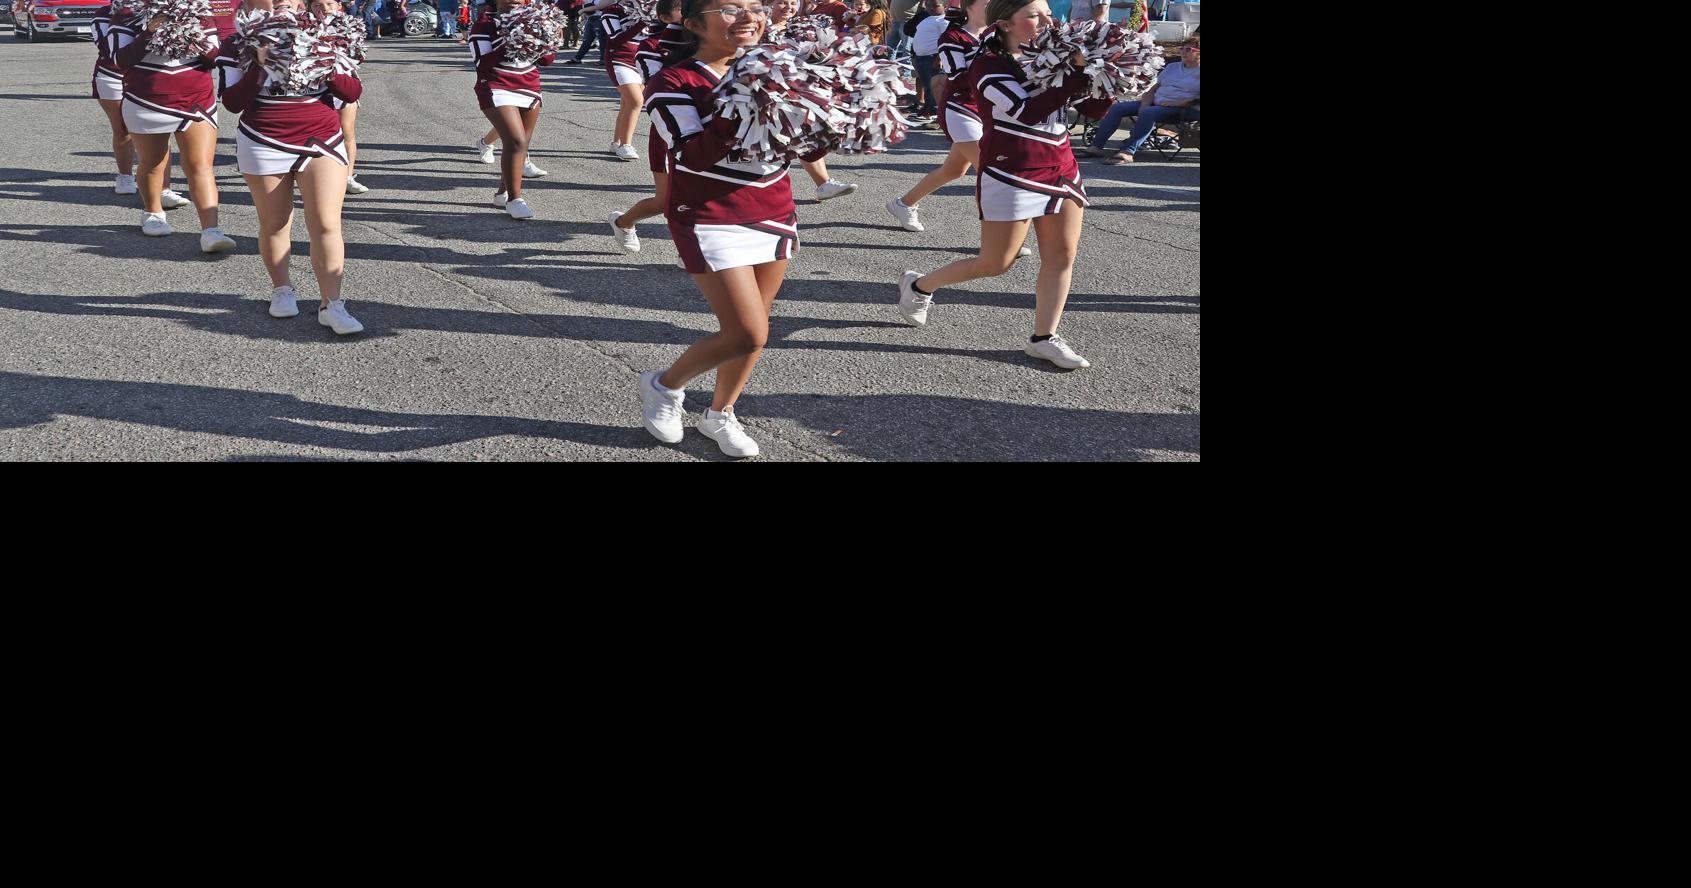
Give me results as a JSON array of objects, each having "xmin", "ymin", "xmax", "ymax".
[
  {"xmin": 677, "ymin": 205, "xmax": 692, "ymax": 213},
  {"xmin": 997, "ymin": 156, "xmax": 1010, "ymax": 162}
]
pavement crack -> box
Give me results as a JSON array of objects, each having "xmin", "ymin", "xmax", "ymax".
[{"xmin": 1085, "ymin": 222, "xmax": 1200, "ymax": 254}]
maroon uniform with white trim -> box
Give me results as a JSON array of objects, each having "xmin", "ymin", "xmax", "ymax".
[
  {"xmin": 936, "ymin": 24, "xmax": 982, "ymax": 143},
  {"xmin": 601, "ymin": 5, "xmax": 642, "ymax": 87},
  {"xmin": 646, "ymin": 60, "xmax": 817, "ymax": 273},
  {"xmin": 470, "ymin": 10, "xmax": 555, "ymax": 109},
  {"xmin": 971, "ymin": 50, "xmax": 1107, "ymax": 221},
  {"xmin": 221, "ymin": 34, "xmax": 362, "ymax": 175},
  {"xmin": 111, "ymin": 15, "xmax": 221, "ymax": 133},
  {"xmin": 91, "ymin": 5, "xmax": 128, "ymax": 100}
]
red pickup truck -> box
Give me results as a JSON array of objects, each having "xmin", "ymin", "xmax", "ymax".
[
  {"xmin": 10, "ymin": 0, "xmax": 236, "ymax": 41},
  {"xmin": 10, "ymin": 0, "xmax": 106, "ymax": 41}
]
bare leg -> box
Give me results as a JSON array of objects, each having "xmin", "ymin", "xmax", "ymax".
[
  {"xmin": 244, "ymin": 171, "xmax": 296, "ymax": 288},
  {"xmin": 99, "ymin": 99, "xmax": 133, "ymax": 176},
  {"xmin": 802, "ymin": 157, "xmax": 830, "ymax": 187},
  {"xmin": 616, "ymin": 171, "xmax": 668, "ymax": 227},
  {"xmin": 915, "ymin": 219, "xmax": 1028, "ymax": 293},
  {"xmin": 482, "ymin": 105, "xmax": 528, "ymax": 198},
  {"xmin": 1029, "ymin": 200, "xmax": 1084, "ymax": 336},
  {"xmin": 132, "ymin": 132, "xmax": 170, "ymax": 214},
  {"xmin": 706, "ymin": 259, "xmax": 787, "ymax": 412},
  {"xmin": 614, "ymin": 82, "xmax": 642, "ymax": 146},
  {"xmin": 339, "ymin": 102, "xmax": 359, "ymax": 177},
  {"xmin": 173, "ymin": 120, "xmax": 221, "ymax": 231},
  {"xmin": 900, "ymin": 140, "xmax": 978, "ymax": 208},
  {"xmin": 297, "ymin": 159, "xmax": 349, "ymax": 305},
  {"xmin": 658, "ymin": 261, "xmax": 786, "ymax": 410}
]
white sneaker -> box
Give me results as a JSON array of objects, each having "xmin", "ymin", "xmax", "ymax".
[
  {"xmin": 608, "ymin": 212, "xmax": 640, "ymax": 253},
  {"xmin": 896, "ymin": 270, "xmax": 932, "ymax": 327},
  {"xmin": 815, "ymin": 180, "xmax": 857, "ymax": 201},
  {"xmin": 887, "ymin": 198, "xmax": 924, "ymax": 232},
  {"xmin": 612, "ymin": 143, "xmax": 639, "ymax": 161},
  {"xmin": 476, "ymin": 137, "xmax": 497, "ymax": 164},
  {"xmin": 269, "ymin": 285, "xmax": 300, "ymax": 318},
  {"xmin": 698, "ymin": 407, "xmax": 760, "ymax": 458},
  {"xmin": 318, "ymin": 299, "xmax": 364, "ymax": 335},
  {"xmin": 159, "ymin": 189, "xmax": 191, "ymax": 210},
  {"xmin": 141, "ymin": 212, "xmax": 171, "ymax": 237},
  {"xmin": 522, "ymin": 160, "xmax": 548, "ymax": 178},
  {"xmin": 345, "ymin": 175, "xmax": 369, "ymax": 195},
  {"xmin": 115, "ymin": 174, "xmax": 137, "ymax": 195},
  {"xmin": 493, "ymin": 190, "xmax": 509, "ymax": 209},
  {"xmin": 639, "ymin": 370, "xmax": 686, "ymax": 444},
  {"xmin": 1026, "ymin": 333, "xmax": 1090, "ymax": 369},
  {"xmin": 506, "ymin": 197, "xmax": 534, "ymax": 219},
  {"xmin": 1017, "ymin": 245, "xmax": 1033, "ymax": 258},
  {"xmin": 200, "ymin": 228, "xmax": 236, "ymax": 253}
]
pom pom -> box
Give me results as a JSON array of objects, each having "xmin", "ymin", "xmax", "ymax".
[
  {"xmin": 1021, "ymin": 20, "xmax": 1164, "ymax": 102},
  {"xmin": 711, "ymin": 29, "xmax": 911, "ymax": 163},
  {"xmin": 238, "ymin": 9, "xmax": 361, "ymax": 95},
  {"xmin": 1067, "ymin": 19, "xmax": 1164, "ymax": 100},
  {"xmin": 139, "ymin": 0, "xmax": 217, "ymax": 60},
  {"xmin": 495, "ymin": 2, "xmax": 567, "ymax": 67}
]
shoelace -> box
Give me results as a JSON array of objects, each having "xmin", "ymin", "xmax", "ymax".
[{"xmin": 718, "ymin": 412, "xmax": 747, "ymax": 438}]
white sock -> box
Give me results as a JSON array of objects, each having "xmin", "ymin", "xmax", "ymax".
[{"xmin": 651, "ymin": 376, "xmax": 680, "ymax": 396}]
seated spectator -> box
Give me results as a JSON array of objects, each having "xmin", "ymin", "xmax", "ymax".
[{"xmin": 1079, "ymin": 32, "xmax": 1198, "ymax": 164}]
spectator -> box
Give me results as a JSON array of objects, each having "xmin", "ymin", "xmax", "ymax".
[
  {"xmin": 438, "ymin": 0, "xmax": 461, "ymax": 38},
  {"xmin": 807, "ymin": 0, "xmax": 851, "ymax": 28},
  {"xmin": 1079, "ymin": 32, "xmax": 1197, "ymax": 163},
  {"xmin": 909, "ymin": 0, "xmax": 947, "ymax": 118},
  {"xmin": 565, "ymin": 0, "xmax": 610, "ymax": 64},
  {"xmin": 851, "ymin": 0, "xmax": 889, "ymax": 43}
]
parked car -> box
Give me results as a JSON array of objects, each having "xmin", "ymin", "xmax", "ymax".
[{"xmin": 12, "ymin": 0, "xmax": 104, "ymax": 41}]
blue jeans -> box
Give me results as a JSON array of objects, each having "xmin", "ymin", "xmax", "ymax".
[
  {"xmin": 1090, "ymin": 101, "xmax": 1199, "ymax": 154},
  {"xmin": 913, "ymin": 55, "xmax": 938, "ymax": 114},
  {"xmin": 438, "ymin": 0, "xmax": 459, "ymax": 35},
  {"xmin": 363, "ymin": 0, "xmax": 385, "ymax": 35},
  {"xmin": 572, "ymin": 13, "xmax": 601, "ymax": 61}
]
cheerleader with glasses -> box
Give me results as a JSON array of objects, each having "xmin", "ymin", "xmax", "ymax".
[
  {"xmin": 893, "ymin": 0, "xmax": 1106, "ymax": 369},
  {"xmin": 220, "ymin": 0, "xmax": 366, "ymax": 332},
  {"xmin": 108, "ymin": 0, "xmax": 237, "ymax": 250},
  {"xmin": 637, "ymin": 0, "xmax": 826, "ymax": 457}
]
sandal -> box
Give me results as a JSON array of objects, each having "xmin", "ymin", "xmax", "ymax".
[{"xmin": 1102, "ymin": 152, "xmax": 1134, "ymax": 165}]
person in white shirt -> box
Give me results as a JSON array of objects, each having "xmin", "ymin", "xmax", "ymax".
[{"xmin": 910, "ymin": 0, "xmax": 947, "ymax": 118}]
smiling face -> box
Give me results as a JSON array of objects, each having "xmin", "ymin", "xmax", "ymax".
[
  {"xmin": 997, "ymin": 0, "xmax": 1052, "ymax": 47},
  {"xmin": 306, "ymin": 0, "xmax": 337, "ymax": 14},
  {"xmin": 271, "ymin": 0, "xmax": 303, "ymax": 12},
  {"xmin": 768, "ymin": 0, "xmax": 797, "ymax": 22},
  {"xmin": 686, "ymin": 0, "xmax": 767, "ymax": 55}
]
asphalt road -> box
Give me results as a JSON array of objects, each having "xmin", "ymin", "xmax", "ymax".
[{"xmin": 0, "ymin": 33, "xmax": 1199, "ymax": 461}]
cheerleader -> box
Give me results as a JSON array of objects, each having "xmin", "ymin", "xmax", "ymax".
[
  {"xmin": 765, "ymin": 0, "xmax": 856, "ymax": 202},
  {"xmin": 599, "ymin": 0, "xmax": 643, "ymax": 160},
  {"xmin": 109, "ymin": 1, "xmax": 236, "ymax": 248},
  {"xmin": 886, "ymin": 0, "xmax": 992, "ymax": 233},
  {"xmin": 605, "ymin": 0, "xmax": 685, "ymax": 253},
  {"xmin": 637, "ymin": 0, "xmax": 821, "ymax": 457},
  {"xmin": 469, "ymin": 0, "xmax": 557, "ymax": 218},
  {"xmin": 91, "ymin": 3, "xmax": 148, "ymax": 199},
  {"xmin": 470, "ymin": 0, "xmax": 547, "ymax": 178},
  {"xmin": 221, "ymin": 0, "xmax": 365, "ymax": 332},
  {"xmin": 893, "ymin": 0, "xmax": 1105, "ymax": 370},
  {"xmin": 307, "ymin": 0, "xmax": 368, "ymax": 194}
]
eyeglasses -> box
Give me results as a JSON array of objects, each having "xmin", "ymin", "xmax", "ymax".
[{"xmin": 711, "ymin": 5, "xmax": 769, "ymax": 19}]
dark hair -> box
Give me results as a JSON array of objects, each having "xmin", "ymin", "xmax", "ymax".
[
  {"xmin": 658, "ymin": 0, "xmax": 682, "ymax": 16},
  {"xmin": 671, "ymin": 0, "xmax": 755, "ymax": 62},
  {"xmin": 980, "ymin": 0, "xmax": 1036, "ymax": 54}
]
